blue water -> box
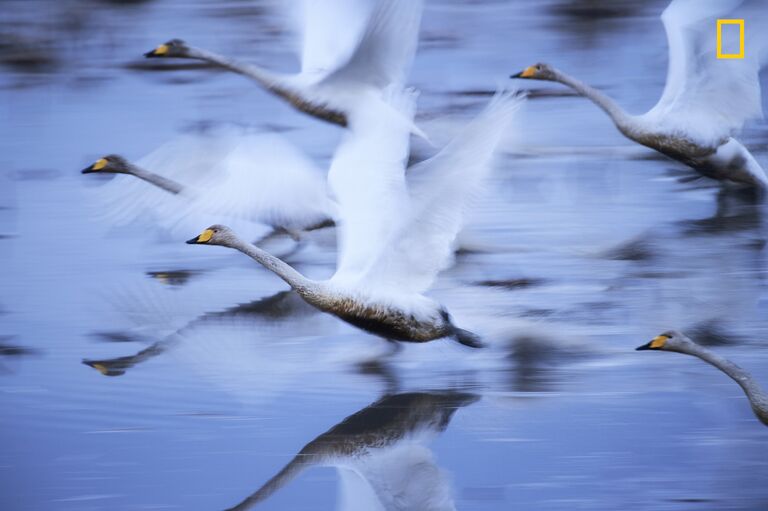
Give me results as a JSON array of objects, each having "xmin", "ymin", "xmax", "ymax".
[{"xmin": 2, "ymin": 0, "xmax": 768, "ymax": 509}]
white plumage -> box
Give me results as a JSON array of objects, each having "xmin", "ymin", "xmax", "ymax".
[{"xmin": 87, "ymin": 127, "xmax": 336, "ymax": 241}]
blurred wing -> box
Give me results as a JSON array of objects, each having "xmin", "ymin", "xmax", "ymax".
[
  {"xmin": 294, "ymin": 0, "xmax": 374, "ymax": 76},
  {"xmin": 181, "ymin": 133, "xmax": 337, "ymax": 231},
  {"xmin": 328, "ymin": 88, "xmax": 417, "ymax": 287},
  {"xmin": 359, "ymin": 91, "xmax": 524, "ymax": 294},
  {"xmin": 320, "ymin": 0, "xmax": 423, "ymax": 89},
  {"xmin": 94, "ymin": 129, "xmax": 240, "ymax": 231},
  {"xmin": 649, "ymin": 0, "xmax": 765, "ymax": 144},
  {"xmin": 351, "ymin": 444, "xmax": 456, "ymax": 511}
]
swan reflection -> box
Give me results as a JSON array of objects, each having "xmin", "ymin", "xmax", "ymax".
[{"xmin": 227, "ymin": 390, "xmax": 479, "ymax": 511}]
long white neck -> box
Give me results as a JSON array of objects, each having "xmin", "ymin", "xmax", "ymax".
[
  {"xmin": 185, "ymin": 47, "xmax": 288, "ymax": 95},
  {"xmin": 551, "ymin": 69, "xmax": 635, "ymax": 134},
  {"xmin": 686, "ymin": 343, "xmax": 768, "ymax": 424},
  {"xmin": 231, "ymin": 238, "xmax": 317, "ymax": 294},
  {"xmin": 127, "ymin": 163, "xmax": 184, "ymax": 195}
]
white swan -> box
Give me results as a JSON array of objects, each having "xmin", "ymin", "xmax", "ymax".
[
  {"xmin": 512, "ymin": 0, "xmax": 768, "ymax": 189},
  {"xmin": 82, "ymin": 129, "xmax": 337, "ymax": 241},
  {"xmin": 224, "ymin": 391, "xmax": 477, "ymax": 511},
  {"xmin": 144, "ymin": 0, "xmax": 424, "ymax": 133},
  {"xmin": 637, "ymin": 330, "xmax": 768, "ymax": 426},
  {"xmin": 187, "ymin": 89, "xmax": 524, "ymax": 345}
]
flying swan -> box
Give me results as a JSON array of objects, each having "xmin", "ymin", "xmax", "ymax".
[
  {"xmin": 187, "ymin": 88, "xmax": 524, "ymax": 346},
  {"xmin": 512, "ymin": 0, "xmax": 768, "ymax": 189}
]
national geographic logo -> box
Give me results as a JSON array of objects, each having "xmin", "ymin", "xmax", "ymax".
[{"xmin": 717, "ymin": 19, "xmax": 744, "ymax": 59}]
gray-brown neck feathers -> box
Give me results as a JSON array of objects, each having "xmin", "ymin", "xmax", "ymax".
[
  {"xmin": 686, "ymin": 342, "xmax": 768, "ymax": 425},
  {"xmin": 126, "ymin": 162, "xmax": 184, "ymax": 195}
]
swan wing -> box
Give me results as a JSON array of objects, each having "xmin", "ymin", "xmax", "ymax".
[
  {"xmin": 319, "ymin": 0, "xmax": 423, "ymax": 90},
  {"xmin": 181, "ymin": 132, "xmax": 337, "ymax": 231},
  {"xmin": 350, "ymin": 444, "xmax": 456, "ymax": 511},
  {"xmin": 358, "ymin": 91, "xmax": 524, "ymax": 295},
  {"xmin": 648, "ymin": 0, "xmax": 766, "ymax": 145},
  {"xmin": 291, "ymin": 0, "xmax": 374, "ymax": 77},
  {"xmin": 328, "ymin": 88, "xmax": 416, "ymax": 287},
  {"xmin": 93, "ymin": 128, "xmax": 240, "ymax": 232}
]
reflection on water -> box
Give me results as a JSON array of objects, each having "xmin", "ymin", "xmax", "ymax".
[
  {"xmin": 2, "ymin": 0, "xmax": 768, "ymax": 509},
  {"xmin": 228, "ymin": 391, "xmax": 478, "ymax": 511}
]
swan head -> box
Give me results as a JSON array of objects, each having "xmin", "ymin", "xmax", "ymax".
[
  {"xmin": 511, "ymin": 63, "xmax": 556, "ymax": 81},
  {"xmin": 636, "ymin": 330, "xmax": 693, "ymax": 353},
  {"xmin": 81, "ymin": 154, "xmax": 131, "ymax": 174},
  {"xmin": 186, "ymin": 224, "xmax": 237, "ymax": 247},
  {"xmin": 144, "ymin": 39, "xmax": 191, "ymax": 58}
]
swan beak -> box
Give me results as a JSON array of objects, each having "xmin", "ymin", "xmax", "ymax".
[
  {"xmin": 636, "ymin": 335, "xmax": 668, "ymax": 351},
  {"xmin": 144, "ymin": 44, "xmax": 169, "ymax": 58},
  {"xmin": 186, "ymin": 229, "xmax": 214, "ymax": 244},
  {"xmin": 82, "ymin": 158, "xmax": 107, "ymax": 174},
  {"xmin": 511, "ymin": 66, "xmax": 536, "ymax": 79}
]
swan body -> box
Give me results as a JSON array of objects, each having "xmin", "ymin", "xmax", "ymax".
[
  {"xmin": 225, "ymin": 391, "xmax": 476, "ymax": 510},
  {"xmin": 187, "ymin": 89, "xmax": 524, "ymax": 345},
  {"xmin": 82, "ymin": 130, "xmax": 337, "ymax": 240},
  {"xmin": 186, "ymin": 226, "xmax": 476, "ymax": 345},
  {"xmin": 512, "ymin": 0, "xmax": 768, "ymax": 189},
  {"xmin": 637, "ymin": 330, "xmax": 768, "ymax": 426},
  {"xmin": 145, "ymin": 0, "xmax": 423, "ymax": 132}
]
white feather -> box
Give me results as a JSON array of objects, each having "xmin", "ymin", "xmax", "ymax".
[
  {"xmin": 92, "ymin": 127, "xmax": 336, "ymax": 240},
  {"xmin": 644, "ymin": 0, "xmax": 767, "ymax": 145},
  {"xmin": 330, "ymin": 89, "xmax": 524, "ymax": 297}
]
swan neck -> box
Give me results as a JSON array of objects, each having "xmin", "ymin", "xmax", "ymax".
[
  {"xmin": 687, "ymin": 344, "xmax": 768, "ymax": 418},
  {"xmin": 187, "ymin": 47, "xmax": 285, "ymax": 92},
  {"xmin": 225, "ymin": 455, "xmax": 314, "ymax": 511},
  {"xmin": 552, "ymin": 70, "xmax": 632, "ymax": 130},
  {"xmin": 233, "ymin": 239, "xmax": 315, "ymax": 293},
  {"xmin": 128, "ymin": 164, "xmax": 184, "ymax": 195}
]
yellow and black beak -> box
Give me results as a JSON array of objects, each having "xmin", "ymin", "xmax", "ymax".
[
  {"xmin": 511, "ymin": 66, "xmax": 537, "ymax": 79},
  {"xmin": 82, "ymin": 158, "xmax": 108, "ymax": 174},
  {"xmin": 636, "ymin": 335, "xmax": 669, "ymax": 351},
  {"xmin": 186, "ymin": 229, "xmax": 214, "ymax": 245},
  {"xmin": 144, "ymin": 44, "xmax": 169, "ymax": 58}
]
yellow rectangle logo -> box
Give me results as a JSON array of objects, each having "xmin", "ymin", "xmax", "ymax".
[{"xmin": 717, "ymin": 19, "xmax": 744, "ymax": 59}]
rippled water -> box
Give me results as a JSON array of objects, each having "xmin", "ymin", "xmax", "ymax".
[{"xmin": 2, "ymin": 0, "xmax": 768, "ymax": 509}]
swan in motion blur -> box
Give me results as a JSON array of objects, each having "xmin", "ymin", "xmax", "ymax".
[
  {"xmin": 637, "ymin": 330, "xmax": 768, "ymax": 426},
  {"xmin": 144, "ymin": 0, "xmax": 423, "ymax": 132},
  {"xmin": 187, "ymin": 89, "xmax": 524, "ymax": 345},
  {"xmin": 82, "ymin": 131, "xmax": 336, "ymax": 241},
  {"xmin": 225, "ymin": 391, "xmax": 477, "ymax": 511},
  {"xmin": 512, "ymin": 0, "xmax": 768, "ymax": 189}
]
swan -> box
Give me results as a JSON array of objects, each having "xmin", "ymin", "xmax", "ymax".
[
  {"xmin": 224, "ymin": 391, "xmax": 477, "ymax": 511},
  {"xmin": 82, "ymin": 130, "xmax": 337, "ymax": 241},
  {"xmin": 144, "ymin": 0, "xmax": 424, "ymax": 132},
  {"xmin": 187, "ymin": 89, "xmax": 524, "ymax": 345},
  {"xmin": 512, "ymin": 0, "xmax": 768, "ymax": 189},
  {"xmin": 637, "ymin": 330, "xmax": 768, "ymax": 426}
]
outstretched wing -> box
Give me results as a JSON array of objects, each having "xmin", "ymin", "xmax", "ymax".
[
  {"xmin": 320, "ymin": 0, "xmax": 424, "ymax": 89},
  {"xmin": 92, "ymin": 128, "xmax": 333, "ymax": 239},
  {"xmin": 356, "ymin": 91, "xmax": 524, "ymax": 295},
  {"xmin": 293, "ymin": 0, "xmax": 374, "ymax": 76},
  {"xmin": 647, "ymin": 0, "xmax": 766, "ymax": 145},
  {"xmin": 342, "ymin": 444, "xmax": 456, "ymax": 511},
  {"xmin": 180, "ymin": 132, "xmax": 336, "ymax": 231},
  {"xmin": 328, "ymin": 88, "xmax": 417, "ymax": 287},
  {"xmin": 92, "ymin": 127, "xmax": 244, "ymax": 236}
]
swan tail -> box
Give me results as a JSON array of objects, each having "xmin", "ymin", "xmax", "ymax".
[{"xmin": 452, "ymin": 328, "xmax": 485, "ymax": 349}]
